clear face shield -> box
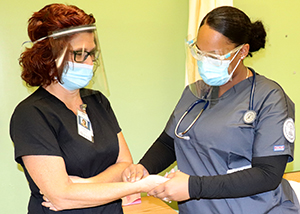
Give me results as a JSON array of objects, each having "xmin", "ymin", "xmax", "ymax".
[
  {"xmin": 186, "ymin": 35, "xmax": 243, "ymax": 101},
  {"xmin": 185, "ymin": 36, "xmax": 213, "ymax": 100},
  {"xmin": 24, "ymin": 24, "xmax": 109, "ymax": 95},
  {"xmin": 174, "ymin": 37, "xmax": 239, "ymax": 140}
]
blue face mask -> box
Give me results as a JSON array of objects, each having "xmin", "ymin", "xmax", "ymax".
[
  {"xmin": 60, "ymin": 62, "xmax": 94, "ymax": 90},
  {"xmin": 197, "ymin": 49, "xmax": 241, "ymax": 86}
]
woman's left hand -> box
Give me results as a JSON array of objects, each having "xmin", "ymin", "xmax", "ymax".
[
  {"xmin": 41, "ymin": 175, "xmax": 82, "ymax": 211},
  {"xmin": 41, "ymin": 196, "xmax": 59, "ymax": 211},
  {"xmin": 147, "ymin": 170, "xmax": 190, "ymax": 202}
]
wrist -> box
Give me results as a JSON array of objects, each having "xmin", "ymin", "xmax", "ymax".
[
  {"xmin": 135, "ymin": 178, "xmax": 146, "ymax": 193},
  {"xmin": 189, "ymin": 176, "xmax": 202, "ymax": 199}
]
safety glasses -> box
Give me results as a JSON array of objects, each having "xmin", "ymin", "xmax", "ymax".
[{"xmin": 187, "ymin": 38, "xmax": 244, "ymax": 66}]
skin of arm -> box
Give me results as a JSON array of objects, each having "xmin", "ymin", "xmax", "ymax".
[
  {"xmin": 23, "ymin": 154, "xmax": 164, "ymax": 211},
  {"xmin": 22, "ymin": 132, "xmax": 158, "ymax": 211}
]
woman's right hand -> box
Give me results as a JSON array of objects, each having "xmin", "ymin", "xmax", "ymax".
[{"xmin": 122, "ymin": 164, "xmax": 149, "ymax": 182}]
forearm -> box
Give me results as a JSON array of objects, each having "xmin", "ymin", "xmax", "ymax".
[
  {"xmin": 23, "ymin": 155, "xmax": 136, "ymax": 211},
  {"xmin": 85, "ymin": 161, "xmax": 132, "ymax": 183},
  {"xmin": 45, "ymin": 175, "xmax": 166, "ymax": 210},
  {"xmin": 189, "ymin": 155, "xmax": 288, "ymax": 199},
  {"xmin": 139, "ymin": 131, "xmax": 176, "ymax": 174},
  {"xmin": 49, "ymin": 181, "xmax": 141, "ymax": 210}
]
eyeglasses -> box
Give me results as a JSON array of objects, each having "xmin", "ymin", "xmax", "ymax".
[
  {"xmin": 73, "ymin": 50, "xmax": 99, "ymax": 63},
  {"xmin": 187, "ymin": 38, "xmax": 243, "ymax": 66}
]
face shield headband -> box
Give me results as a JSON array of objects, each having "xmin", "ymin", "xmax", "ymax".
[{"xmin": 22, "ymin": 24, "xmax": 109, "ymax": 96}]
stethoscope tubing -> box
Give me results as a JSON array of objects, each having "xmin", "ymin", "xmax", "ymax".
[
  {"xmin": 249, "ymin": 70, "xmax": 256, "ymax": 111},
  {"xmin": 175, "ymin": 69, "xmax": 256, "ymax": 140}
]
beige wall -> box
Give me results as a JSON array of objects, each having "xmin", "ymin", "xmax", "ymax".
[{"xmin": 0, "ymin": 0, "xmax": 299, "ymax": 212}]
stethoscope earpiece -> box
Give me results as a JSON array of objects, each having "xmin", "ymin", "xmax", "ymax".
[{"xmin": 178, "ymin": 133, "xmax": 190, "ymax": 141}]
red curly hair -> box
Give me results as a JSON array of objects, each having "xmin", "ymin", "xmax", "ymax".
[{"xmin": 19, "ymin": 4, "xmax": 96, "ymax": 86}]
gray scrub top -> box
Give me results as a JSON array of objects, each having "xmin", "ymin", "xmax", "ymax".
[{"xmin": 165, "ymin": 72, "xmax": 299, "ymax": 213}]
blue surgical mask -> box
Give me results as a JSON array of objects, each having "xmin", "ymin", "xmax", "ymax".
[
  {"xmin": 197, "ymin": 49, "xmax": 241, "ymax": 86},
  {"xmin": 59, "ymin": 62, "xmax": 94, "ymax": 90}
]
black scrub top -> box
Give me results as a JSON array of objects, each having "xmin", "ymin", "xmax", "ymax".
[{"xmin": 10, "ymin": 87, "xmax": 123, "ymax": 214}]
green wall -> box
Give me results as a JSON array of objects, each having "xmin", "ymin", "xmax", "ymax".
[
  {"xmin": 0, "ymin": 0, "xmax": 188, "ymax": 212},
  {"xmin": 234, "ymin": 0, "xmax": 300, "ymax": 172},
  {"xmin": 1, "ymin": 0, "xmax": 299, "ymax": 213}
]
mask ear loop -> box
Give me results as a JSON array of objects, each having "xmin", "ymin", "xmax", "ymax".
[{"xmin": 228, "ymin": 46, "xmax": 244, "ymax": 81}]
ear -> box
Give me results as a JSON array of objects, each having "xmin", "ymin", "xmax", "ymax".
[{"xmin": 240, "ymin": 44, "xmax": 250, "ymax": 59}]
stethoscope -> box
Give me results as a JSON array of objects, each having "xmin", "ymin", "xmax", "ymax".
[{"xmin": 175, "ymin": 69, "xmax": 256, "ymax": 140}]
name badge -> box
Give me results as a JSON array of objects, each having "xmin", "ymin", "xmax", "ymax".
[{"xmin": 77, "ymin": 109, "xmax": 94, "ymax": 143}]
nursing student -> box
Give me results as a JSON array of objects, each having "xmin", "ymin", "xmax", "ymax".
[{"xmin": 123, "ymin": 6, "xmax": 300, "ymax": 214}]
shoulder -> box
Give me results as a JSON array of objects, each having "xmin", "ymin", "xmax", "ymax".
[
  {"xmin": 255, "ymin": 74, "xmax": 290, "ymax": 101},
  {"xmin": 255, "ymin": 74, "xmax": 294, "ymax": 117},
  {"xmin": 10, "ymin": 88, "xmax": 58, "ymax": 142},
  {"xmin": 12, "ymin": 87, "xmax": 51, "ymax": 115},
  {"xmin": 256, "ymin": 74, "xmax": 283, "ymax": 90}
]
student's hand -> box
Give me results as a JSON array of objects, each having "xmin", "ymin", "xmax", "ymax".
[
  {"xmin": 147, "ymin": 170, "xmax": 190, "ymax": 202},
  {"xmin": 122, "ymin": 164, "xmax": 149, "ymax": 182}
]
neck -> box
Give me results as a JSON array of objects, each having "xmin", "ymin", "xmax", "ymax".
[
  {"xmin": 246, "ymin": 67, "xmax": 253, "ymax": 79},
  {"xmin": 218, "ymin": 63, "xmax": 248, "ymax": 97},
  {"xmin": 44, "ymin": 82, "xmax": 83, "ymax": 114}
]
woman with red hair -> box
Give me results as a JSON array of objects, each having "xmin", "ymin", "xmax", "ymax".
[{"xmin": 10, "ymin": 4, "xmax": 165, "ymax": 213}]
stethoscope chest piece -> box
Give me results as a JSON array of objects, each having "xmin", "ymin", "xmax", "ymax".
[{"xmin": 243, "ymin": 110, "xmax": 256, "ymax": 124}]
